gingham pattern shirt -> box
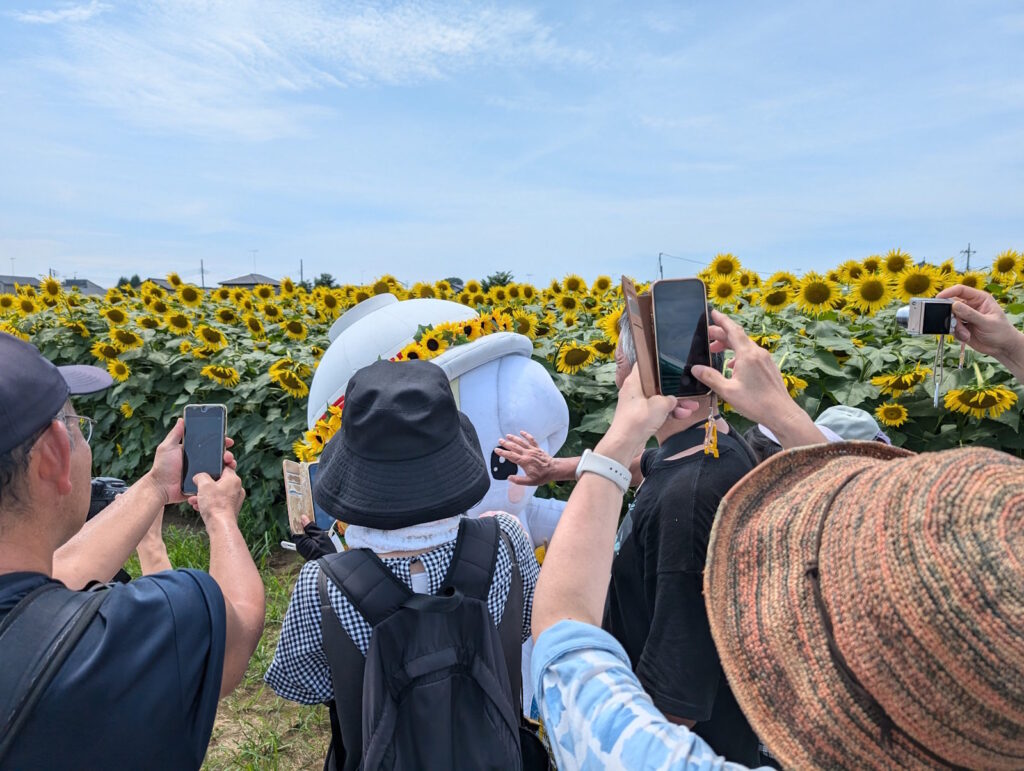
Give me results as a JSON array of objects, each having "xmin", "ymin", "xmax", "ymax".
[
  {"xmin": 534, "ymin": 620, "xmax": 768, "ymax": 771},
  {"xmin": 266, "ymin": 513, "xmax": 539, "ymax": 705}
]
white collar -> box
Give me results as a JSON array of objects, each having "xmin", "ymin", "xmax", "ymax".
[{"xmin": 344, "ymin": 514, "xmax": 463, "ymax": 553}]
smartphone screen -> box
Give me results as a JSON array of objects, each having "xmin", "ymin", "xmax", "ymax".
[
  {"xmin": 305, "ymin": 462, "xmax": 335, "ymax": 531},
  {"xmin": 651, "ymin": 279, "xmax": 711, "ymax": 397},
  {"xmin": 182, "ymin": 405, "xmax": 226, "ymax": 495}
]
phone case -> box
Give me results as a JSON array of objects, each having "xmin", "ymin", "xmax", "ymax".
[
  {"xmin": 282, "ymin": 460, "xmax": 314, "ymax": 535},
  {"xmin": 621, "ymin": 276, "xmax": 660, "ymax": 397},
  {"xmin": 650, "ymin": 278, "xmax": 712, "ymax": 397}
]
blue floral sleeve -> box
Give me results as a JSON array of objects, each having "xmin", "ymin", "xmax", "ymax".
[{"xmin": 532, "ymin": 620, "xmax": 764, "ymax": 771}]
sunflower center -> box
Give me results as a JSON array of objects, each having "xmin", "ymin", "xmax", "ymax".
[
  {"xmin": 887, "ymin": 257, "xmax": 907, "ymax": 272},
  {"xmin": 715, "ymin": 284, "xmax": 734, "ymax": 299},
  {"xmin": 903, "ymin": 274, "xmax": 931, "ymax": 294},
  {"xmin": 425, "ymin": 337, "xmax": 440, "ymax": 352},
  {"xmin": 564, "ymin": 348, "xmax": 591, "ymax": 366},
  {"xmin": 804, "ymin": 283, "xmax": 831, "ymax": 304},
  {"xmin": 860, "ymin": 281, "xmax": 885, "ymax": 302},
  {"xmin": 996, "ymin": 257, "xmax": 1016, "ymax": 273},
  {"xmin": 765, "ymin": 290, "xmax": 788, "ymax": 306}
]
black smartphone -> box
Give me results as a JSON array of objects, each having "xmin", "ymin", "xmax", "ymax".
[
  {"xmin": 181, "ymin": 404, "xmax": 227, "ymax": 495},
  {"xmin": 650, "ymin": 278, "xmax": 712, "ymax": 397}
]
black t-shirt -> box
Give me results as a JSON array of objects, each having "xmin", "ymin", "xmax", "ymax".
[
  {"xmin": 602, "ymin": 424, "xmax": 760, "ymax": 765},
  {"xmin": 0, "ymin": 570, "xmax": 226, "ymax": 770}
]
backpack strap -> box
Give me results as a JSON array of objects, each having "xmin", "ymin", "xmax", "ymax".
[
  {"xmin": 496, "ymin": 527, "xmax": 524, "ymax": 713},
  {"xmin": 317, "ymin": 549, "xmax": 415, "ymax": 771},
  {"xmin": 0, "ymin": 582, "xmax": 108, "ymax": 764},
  {"xmin": 442, "ymin": 517, "xmax": 499, "ymax": 601}
]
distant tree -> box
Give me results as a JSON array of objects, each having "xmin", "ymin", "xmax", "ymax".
[
  {"xmin": 129, "ymin": 274, "xmax": 141, "ymax": 287},
  {"xmin": 298, "ymin": 279, "xmax": 313, "ymax": 292},
  {"xmin": 481, "ymin": 271, "xmax": 514, "ymax": 292},
  {"xmin": 443, "ymin": 276, "xmax": 464, "ymax": 292},
  {"xmin": 115, "ymin": 275, "xmax": 130, "ymax": 287},
  {"xmin": 314, "ymin": 273, "xmax": 337, "ymax": 288}
]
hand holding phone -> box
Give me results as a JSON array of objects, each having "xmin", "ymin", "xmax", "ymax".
[
  {"xmin": 651, "ymin": 278, "xmax": 712, "ymax": 397},
  {"xmin": 181, "ymin": 404, "xmax": 227, "ymax": 495}
]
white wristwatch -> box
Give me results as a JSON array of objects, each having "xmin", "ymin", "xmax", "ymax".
[{"xmin": 575, "ymin": 449, "xmax": 631, "ymax": 494}]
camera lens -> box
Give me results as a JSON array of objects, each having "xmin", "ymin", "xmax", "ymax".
[
  {"xmin": 895, "ymin": 306, "xmax": 910, "ymax": 329},
  {"xmin": 201, "ymin": 405, "xmax": 208, "ymax": 413}
]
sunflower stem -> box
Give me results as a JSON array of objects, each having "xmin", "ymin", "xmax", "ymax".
[{"xmin": 972, "ymin": 361, "xmax": 986, "ymax": 390}]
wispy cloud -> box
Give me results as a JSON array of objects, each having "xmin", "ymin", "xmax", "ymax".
[
  {"xmin": 12, "ymin": 1, "xmax": 109, "ymax": 25},
  {"xmin": 16, "ymin": 1, "xmax": 586, "ymax": 140}
]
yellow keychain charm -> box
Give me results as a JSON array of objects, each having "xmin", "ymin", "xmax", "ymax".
[{"xmin": 703, "ymin": 402, "xmax": 719, "ymax": 458}]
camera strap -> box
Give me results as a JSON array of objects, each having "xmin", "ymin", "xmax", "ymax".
[{"xmin": 933, "ymin": 335, "xmax": 947, "ymax": 408}]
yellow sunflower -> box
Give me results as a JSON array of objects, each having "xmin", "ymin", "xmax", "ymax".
[
  {"xmin": 244, "ymin": 315, "xmax": 266, "ymax": 338},
  {"xmin": 111, "ymin": 328, "xmax": 144, "ymax": 351},
  {"xmin": 41, "ymin": 277, "xmax": 63, "ymax": 300},
  {"xmin": 107, "ymin": 359, "xmax": 131, "ymax": 383},
  {"xmin": 419, "ymin": 328, "xmax": 449, "ymax": 355},
  {"xmin": 488, "ymin": 286, "xmax": 509, "ymax": 304},
  {"xmin": 760, "ymin": 286, "xmax": 792, "ymax": 313},
  {"xmin": 561, "ymin": 311, "xmax": 580, "ymax": 329},
  {"xmin": 883, "ymin": 248, "xmax": 911, "ymax": 275},
  {"xmin": 0, "ymin": 294, "xmax": 15, "ymax": 313},
  {"xmin": 63, "ymin": 319, "xmax": 91, "ymax": 338},
  {"xmin": 991, "ymin": 249, "xmax": 1020, "ymax": 285},
  {"xmin": 709, "ymin": 253, "xmax": 742, "ymax": 278},
  {"xmin": 165, "ymin": 312, "xmax": 192, "ymax": 336},
  {"xmin": 0, "ymin": 322, "xmax": 28, "ymax": 341},
  {"xmin": 16, "ymin": 296, "xmax": 39, "ymax": 316},
  {"xmin": 213, "ymin": 287, "xmax": 232, "ymax": 302},
  {"xmin": 592, "ymin": 275, "xmax": 613, "ymax": 294},
  {"xmin": 90, "ymin": 341, "xmax": 120, "ymax": 361},
  {"xmin": 166, "ymin": 272, "xmax": 183, "ymax": 288},
  {"xmin": 119, "ymin": 402, "xmax": 134, "ymax": 419},
  {"xmin": 871, "ymin": 364, "xmax": 931, "ymax": 396},
  {"xmin": 434, "ymin": 280, "xmax": 453, "ymax": 296},
  {"xmin": 280, "ymin": 277, "xmax": 296, "ymax": 296},
  {"xmin": 150, "ymin": 299, "xmax": 169, "ymax": 315},
  {"xmin": 178, "ymin": 340, "xmax": 193, "ymax": 355},
  {"xmin": 318, "ymin": 292, "xmax": 342, "ymax": 319},
  {"xmin": 200, "ymin": 365, "xmax": 241, "ymax": 389},
  {"xmin": 547, "ymin": 279, "xmax": 561, "ymax": 294},
  {"xmin": 253, "ymin": 284, "xmax": 276, "ymax": 301},
  {"xmin": 597, "ymin": 305, "xmax": 623, "ymax": 345},
  {"xmin": 795, "ymin": 273, "xmax": 839, "ymax": 315},
  {"xmin": 472, "ymin": 293, "xmax": 487, "ymax": 306},
  {"xmin": 556, "ymin": 343, "xmax": 597, "ymax": 374},
  {"xmin": 195, "ymin": 325, "xmax": 228, "ymax": 350},
  {"xmin": 105, "ymin": 288, "xmax": 124, "ymax": 305},
  {"xmin": 862, "ymin": 255, "xmax": 882, "ymax": 274},
  {"xmin": 708, "ymin": 278, "xmax": 741, "ymax": 306},
  {"xmin": 411, "ymin": 282, "xmax": 437, "ymax": 299},
  {"xmin": 782, "ymin": 373, "xmax": 808, "ymax": 397},
  {"xmin": 311, "ymin": 345, "xmax": 325, "ymax": 359},
  {"xmin": 874, "ymin": 401, "xmax": 909, "ymax": 428},
  {"xmin": 270, "ymin": 358, "xmax": 312, "ymax": 379},
  {"xmin": 848, "ymin": 275, "xmax": 892, "ymax": 315},
  {"xmin": 101, "ymin": 306, "xmax": 129, "ymax": 326},
  {"xmin": 937, "ymin": 259, "xmax": 957, "ymax": 276},
  {"xmin": 943, "ymin": 385, "xmax": 1018, "ymax": 419},
  {"xmin": 554, "ymin": 293, "xmax": 580, "ymax": 314},
  {"xmin": 562, "ymin": 274, "xmax": 587, "ymax": 294},
  {"xmin": 511, "ymin": 310, "xmax": 539, "ymax": 338},
  {"xmin": 137, "ymin": 315, "xmax": 160, "ymax": 330},
  {"xmin": 281, "ymin": 319, "xmax": 308, "ymax": 341},
  {"xmin": 215, "ymin": 308, "xmax": 238, "ymax": 324},
  {"xmin": 894, "ymin": 266, "xmax": 940, "ymax": 301},
  {"xmin": 520, "ymin": 284, "xmax": 537, "ymax": 302},
  {"xmin": 396, "ymin": 342, "xmax": 429, "ymax": 361},
  {"xmin": 591, "ymin": 339, "xmax": 617, "ymax": 359},
  {"xmin": 838, "ymin": 260, "xmax": 864, "ymax": 283},
  {"xmin": 464, "ymin": 280, "xmax": 483, "ymax": 295},
  {"xmin": 750, "ymin": 333, "xmax": 781, "ymax": 350},
  {"xmin": 454, "ymin": 318, "xmax": 484, "ymax": 341},
  {"xmin": 261, "ymin": 302, "xmax": 283, "ymax": 321},
  {"xmin": 956, "ymin": 271, "xmax": 989, "ymax": 290},
  {"xmin": 371, "ymin": 279, "xmax": 392, "ymax": 296},
  {"xmin": 177, "ymin": 284, "xmax": 203, "ymax": 307}
]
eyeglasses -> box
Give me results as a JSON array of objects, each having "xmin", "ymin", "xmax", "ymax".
[{"xmin": 56, "ymin": 412, "xmax": 95, "ymax": 444}]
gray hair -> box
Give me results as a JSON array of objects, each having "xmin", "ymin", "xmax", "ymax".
[{"xmin": 617, "ymin": 311, "xmax": 637, "ymax": 365}]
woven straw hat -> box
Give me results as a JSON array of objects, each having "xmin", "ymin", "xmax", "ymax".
[{"xmin": 705, "ymin": 442, "xmax": 1024, "ymax": 769}]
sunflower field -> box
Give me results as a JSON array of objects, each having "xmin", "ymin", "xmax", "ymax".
[{"xmin": 3, "ymin": 249, "xmax": 1023, "ymax": 550}]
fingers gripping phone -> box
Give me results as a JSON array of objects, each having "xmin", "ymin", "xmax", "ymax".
[
  {"xmin": 651, "ymin": 278, "xmax": 712, "ymax": 397},
  {"xmin": 181, "ymin": 404, "xmax": 227, "ymax": 495}
]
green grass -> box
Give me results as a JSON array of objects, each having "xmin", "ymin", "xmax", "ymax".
[{"xmin": 129, "ymin": 523, "xmax": 331, "ymax": 769}]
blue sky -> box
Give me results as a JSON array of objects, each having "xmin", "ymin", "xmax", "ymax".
[{"xmin": 1, "ymin": 1, "xmax": 1022, "ymax": 288}]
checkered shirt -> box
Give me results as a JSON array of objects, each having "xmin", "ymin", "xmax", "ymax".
[{"xmin": 265, "ymin": 512, "xmax": 540, "ymax": 705}]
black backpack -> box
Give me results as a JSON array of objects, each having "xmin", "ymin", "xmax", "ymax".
[
  {"xmin": 317, "ymin": 516, "xmax": 545, "ymax": 771},
  {"xmin": 0, "ymin": 582, "xmax": 109, "ymax": 763}
]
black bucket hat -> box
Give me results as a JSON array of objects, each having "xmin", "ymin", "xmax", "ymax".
[{"xmin": 312, "ymin": 359, "xmax": 490, "ymax": 529}]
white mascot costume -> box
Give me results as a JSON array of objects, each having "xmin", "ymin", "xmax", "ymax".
[{"xmin": 307, "ymin": 293, "xmax": 570, "ymax": 712}]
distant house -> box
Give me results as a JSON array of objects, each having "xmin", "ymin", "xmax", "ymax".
[
  {"xmin": 62, "ymin": 279, "xmax": 105, "ymax": 296},
  {"xmin": 219, "ymin": 273, "xmax": 280, "ymax": 288},
  {"xmin": 0, "ymin": 275, "xmax": 40, "ymax": 294}
]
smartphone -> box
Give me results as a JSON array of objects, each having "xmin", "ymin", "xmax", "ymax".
[
  {"xmin": 304, "ymin": 461, "xmax": 336, "ymax": 531},
  {"xmin": 282, "ymin": 460, "xmax": 334, "ymax": 533},
  {"xmin": 181, "ymin": 404, "xmax": 227, "ymax": 495},
  {"xmin": 650, "ymin": 278, "xmax": 712, "ymax": 397}
]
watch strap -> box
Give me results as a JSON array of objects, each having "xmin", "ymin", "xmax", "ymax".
[{"xmin": 575, "ymin": 449, "xmax": 631, "ymax": 493}]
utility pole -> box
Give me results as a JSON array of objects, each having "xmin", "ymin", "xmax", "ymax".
[
  {"xmin": 658, "ymin": 252, "xmax": 665, "ymax": 279},
  {"xmin": 200, "ymin": 260, "xmax": 206, "ymax": 289},
  {"xmin": 300, "ymin": 259, "xmax": 304, "ymax": 284},
  {"xmin": 961, "ymin": 243, "xmax": 975, "ymax": 272}
]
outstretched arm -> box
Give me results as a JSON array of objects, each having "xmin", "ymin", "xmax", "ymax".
[{"xmin": 937, "ymin": 284, "xmax": 1024, "ymax": 382}]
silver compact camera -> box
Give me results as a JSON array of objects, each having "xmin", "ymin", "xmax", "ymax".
[{"xmin": 895, "ymin": 298, "xmax": 956, "ymax": 336}]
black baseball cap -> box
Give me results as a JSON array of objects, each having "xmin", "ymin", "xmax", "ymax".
[{"xmin": 0, "ymin": 333, "xmax": 113, "ymax": 455}]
